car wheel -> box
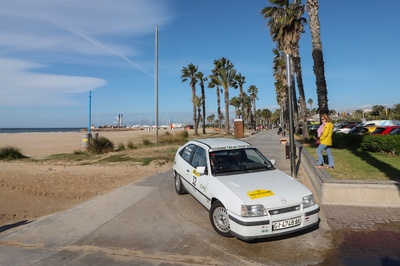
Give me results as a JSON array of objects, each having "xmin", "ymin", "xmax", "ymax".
[
  {"xmin": 174, "ymin": 171, "xmax": 187, "ymax": 195},
  {"xmin": 209, "ymin": 201, "xmax": 232, "ymax": 238}
]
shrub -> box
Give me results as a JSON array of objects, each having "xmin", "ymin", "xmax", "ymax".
[
  {"xmin": 87, "ymin": 136, "xmax": 115, "ymax": 154},
  {"xmin": 159, "ymin": 130, "xmax": 189, "ymax": 144},
  {"xmin": 127, "ymin": 141, "xmax": 137, "ymax": 149},
  {"xmin": 117, "ymin": 142, "xmax": 126, "ymax": 151},
  {"xmin": 142, "ymin": 139, "xmax": 152, "ymax": 145},
  {"xmin": 361, "ymin": 135, "xmax": 400, "ymax": 155},
  {"xmin": 332, "ymin": 132, "xmax": 364, "ymax": 149},
  {"xmin": 178, "ymin": 130, "xmax": 189, "ymax": 139},
  {"xmin": 0, "ymin": 146, "xmax": 28, "ymax": 160}
]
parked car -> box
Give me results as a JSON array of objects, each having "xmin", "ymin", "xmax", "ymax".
[
  {"xmin": 309, "ymin": 123, "xmax": 320, "ymax": 131},
  {"xmin": 172, "ymin": 138, "xmax": 320, "ymax": 241},
  {"xmin": 372, "ymin": 126, "xmax": 400, "ymax": 135},
  {"xmin": 371, "ymin": 126, "xmax": 388, "ymax": 135},
  {"xmin": 334, "ymin": 124, "xmax": 357, "ymax": 134},
  {"xmin": 359, "ymin": 120, "xmax": 400, "ymax": 127},
  {"xmin": 348, "ymin": 125, "xmax": 377, "ymax": 135},
  {"xmin": 388, "ymin": 128, "xmax": 400, "ymax": 135}
]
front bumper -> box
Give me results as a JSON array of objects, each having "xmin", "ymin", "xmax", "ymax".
[{"xmin": 228, "ymin": 205, "xmax": 320, "ymax": 241}]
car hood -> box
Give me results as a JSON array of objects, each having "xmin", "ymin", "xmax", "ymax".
[{"xmin": 218, "ymin": 169, "xmax": 312, "ymax": 207}]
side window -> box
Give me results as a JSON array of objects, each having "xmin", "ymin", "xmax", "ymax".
[
  {"xmin": 180, "ymin": 144, "xmax": 195, "ymax": 162},
  {"xmin": 191, "ymin": 146, "xmax": 207, "ymax": 168}
]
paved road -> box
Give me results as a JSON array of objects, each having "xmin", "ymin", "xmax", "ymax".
[{"xmin": 0, "ymin": 130, "xmax": 342, "ymax": 265}]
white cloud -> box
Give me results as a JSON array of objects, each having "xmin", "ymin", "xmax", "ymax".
[
  {"xmin": 0, "ymin": 0, "xmax": 172, "ymax": 107},
  {"xmin": 0, "ymin": 58, "xmax": 106, "ymax": 106},
  {"xmin": 0, "ymin": 0, "xmax": 171, "ymax": 58}
]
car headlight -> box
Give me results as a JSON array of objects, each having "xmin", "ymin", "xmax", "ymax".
[
  {"xmin": 241, "ymin": 204, "xmax": 268, "ymax": 217},
  {"xmin": 303, "ymin": 194, "xmax": 316, "ymax": 208}
]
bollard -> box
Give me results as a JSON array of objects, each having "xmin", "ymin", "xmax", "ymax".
[
  {"xmin": 285, "ymin": 142, "xmax": 290, "ymax": 159},
  {"xmin": 82, "ymin": 133, "xmax": 92, "ymax": 147}
]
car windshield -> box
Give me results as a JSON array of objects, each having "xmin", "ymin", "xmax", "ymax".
[{"xmin": 209, "ymin": 148, "xmax": 275, "ymax": 175}]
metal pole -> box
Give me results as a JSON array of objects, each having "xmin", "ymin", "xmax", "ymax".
[
  {"xmin": 155, "ymin": 26, "xmax": 159, "ymax": 146},
  {"xmin": 285, "ymin": 55, "xmax": 296, "ymax": 177},
  {"xmin": 88, "ymin": 90, "xmax": 92, "ymax": 135}
]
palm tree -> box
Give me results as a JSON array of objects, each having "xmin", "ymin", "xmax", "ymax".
[
  {"xmin": 242, "ymin": 93, "xmax": 252, "ymax": 130},
  {"xmin": 207, "ymin": 114, "xmax": 215, "ymax": 132},
  {"xmin": 306, "ymin": 0, "xmax": 329, "ymax": 115},
  {"xmin": 192, "ymin": 95, "xmax": 204, "ymax": 131},
  {"xmin": 234, "ymin": 73, "xmax": 246, "ymax": 119},
  {"xmin": 272, "ymin": 48, "xmax": 287, "ymax": 128},
  {"xmin": 392, "ymin": 103, "xmax": 400, "ymax": 115},
  {"xmin": 248, "ymin": 85, "xmax": 258, "ymax": 130},
  {"xmin": 256, "ymin": 109, "xmax": 263, "ymax": 128},
  {"xmin": 261, "ymin": 108, "xmax": 272, "ymax": 128},
  {"xmin": 211, "ymin": 57, "xmax": 237, "ymax": 135},
  {"xmin": 208, "ymin": 75, "xmax": 223, "ymax": 133},
  {"xmin": 261, "ymin": 0, "xmax": 308, "ymax": 137},
  {"xmin": 288, "ymin": 2, "xmax": 308, "ymax": 137},
  {"xmin": 181, "ymin": 63, "xmax": 199, "ymax": 135},
  {"xmin": 230, "ymin": 97, "xmax": 241, "ymax": 119},
  {"xmin": 371, "ymin": 105, "xmax": 386, "ymax": 118},
  {"xmin": 353, "ymin": 109, "xmax": 363, "ymax": 120},
  {"xmin": 196, "ymin": 71, "xmax": 207, "ymax": 134}
]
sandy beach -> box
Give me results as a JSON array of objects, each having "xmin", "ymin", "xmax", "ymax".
[{"xmin": 0, "ymin": 129, "xmax": 182, "ymax": 227}]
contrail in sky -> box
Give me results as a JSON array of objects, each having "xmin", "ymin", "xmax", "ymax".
[{"xmin": 23, "ymin": 1, "xmax": 154, "ymax": 77}]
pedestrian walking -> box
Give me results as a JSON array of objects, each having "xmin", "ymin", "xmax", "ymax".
[{"xmin": 315, "ymin": 113, "xmax": 334, "ymax": 169}]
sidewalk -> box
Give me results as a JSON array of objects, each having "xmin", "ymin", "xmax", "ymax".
[{"xmin": 247, "ymin": 130, "xmax": 400, "ymax": 264}]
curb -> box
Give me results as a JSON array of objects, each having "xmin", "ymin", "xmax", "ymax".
[{"xmin": 295, "ymin": 141, "xmax": 400, "ymax": 207}]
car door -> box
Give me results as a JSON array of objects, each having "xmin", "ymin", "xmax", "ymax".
[
  {"xmin": 175, "ymin": 143, "xmax": 196, "ymax": 192},
  {"xmin": 189, "ymin": 145, "xmax": 211, "ymax": 207}
]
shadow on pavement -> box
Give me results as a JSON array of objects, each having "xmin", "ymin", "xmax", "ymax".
[{"xmin": 0, "ymin": 220, "xmax": 33, "ymax": 233}]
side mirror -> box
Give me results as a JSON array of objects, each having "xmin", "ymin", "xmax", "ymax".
[{"xmin": 270, "ymin": 159, "xmax": 276, "ymax": 166}]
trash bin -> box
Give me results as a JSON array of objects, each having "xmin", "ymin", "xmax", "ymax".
[
  {"xmin": 234, "ymin": 119, "xmax": 244, "ymax": 138},
  {"xmin": 82, "ymin": 133, "xmax": 92, "ymax": 147},
  {"xmin": 285, "ymin": 142, "xmax": 290, "ymax": 159}
]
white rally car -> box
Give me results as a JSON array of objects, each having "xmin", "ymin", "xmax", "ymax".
[{"xmin": 172, "ymin": 138, "xmax": 320, "ymax": 241}]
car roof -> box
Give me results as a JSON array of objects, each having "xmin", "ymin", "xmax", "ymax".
[{"xmin": 192, "ymin": 138, "xmax": 253, "ymax": 151}]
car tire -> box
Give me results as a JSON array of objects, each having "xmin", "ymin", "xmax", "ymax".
[
  {"xmin": 209, "ymin": 201, "xmax": 233, "ymax": 238},
  {"xmin": 174, "ymin": 172, "xmax": 187, "ymax": 195}
]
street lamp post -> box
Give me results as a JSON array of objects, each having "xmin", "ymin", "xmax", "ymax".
[{"xmin": 286, "ymin": 55, "xmax": 296, "ymax": 178}]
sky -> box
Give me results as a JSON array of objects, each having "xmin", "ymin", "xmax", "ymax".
[{"xmin": 0, "ymin": 0, "xmax": 399, "ymax": 128}]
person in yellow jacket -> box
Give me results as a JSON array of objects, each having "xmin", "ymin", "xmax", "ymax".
[{"xmin": 315, "ymin": 113, "xmax": 334, "ymax": 169}]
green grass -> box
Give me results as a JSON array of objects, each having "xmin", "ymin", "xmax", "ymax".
[
  {"xmin": 305, "ymin": 146, "xmax": 400, "ymax": 181},
  {"xmin": 45, "ymin": 152, "xmax": 92, "ymax": 162}
]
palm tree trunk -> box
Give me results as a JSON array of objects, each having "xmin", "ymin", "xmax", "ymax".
[
  {"xmin": 217, "ymin": 87, "xmax": 222, "ymax": 133},
  {"xmin": 224, "ymin": 88, "xmax": 230, "ymax": 135},
  {"xmin": 192, "ymin": 85, "xmax": 198, "ymax": 135},
  {"xmin": 201, "ymin": 85, "xmax": 206, "ymax": 134},
  {"xmin": 307, "ymin": 0, "xmax": 329, "ymax": 115},
  {"xmin": 291, "ymin": 76, "xmax": 299, "ymax": 135},
  {"xmin": 292, "ymin": 56, "xmax": 309, "ymax": 138},
  {"xmin": 240, "ymin": 86, "xmax": 244, "ymax": 119}
]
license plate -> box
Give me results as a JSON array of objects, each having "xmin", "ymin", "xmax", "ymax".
[{"xmin": 272, "ymin": 217, "xmax": 301, "ymax": 231}]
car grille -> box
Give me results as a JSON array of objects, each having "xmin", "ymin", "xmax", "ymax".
[{"xmin": 268, "ymin": 205, "xmax": 300, "ymax": 215}]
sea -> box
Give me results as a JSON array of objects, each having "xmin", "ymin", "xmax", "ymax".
[{"xmin": 0, "ymin": 128, "xmax": 84, "ymax": 134}]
